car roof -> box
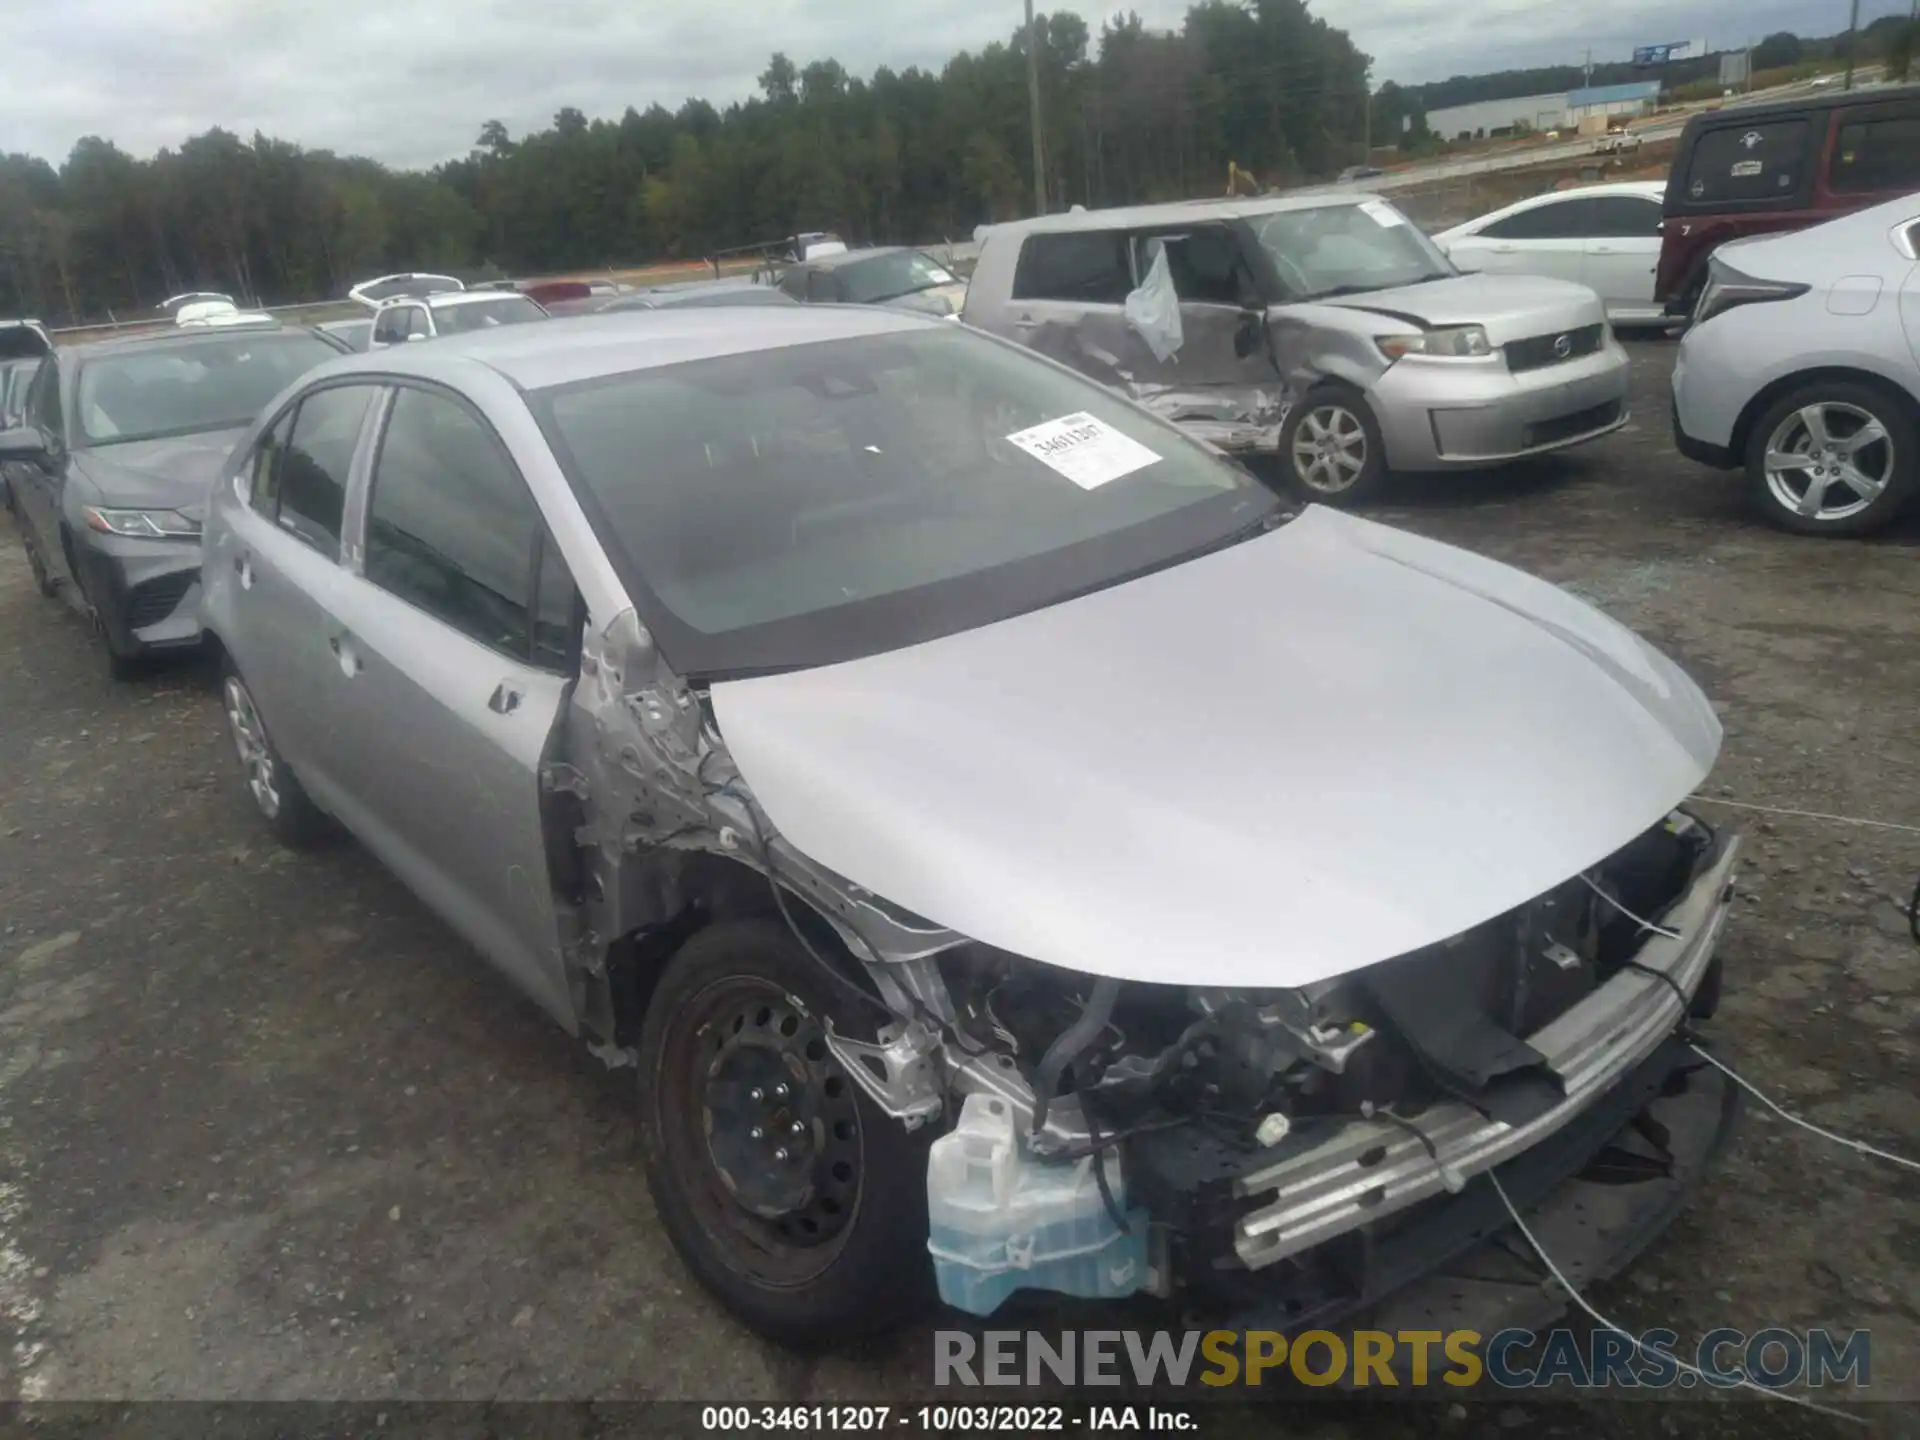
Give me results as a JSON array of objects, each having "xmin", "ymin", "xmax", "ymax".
[
  {"xmin": 413, "ymin": 290, "xmax": 544, "ymax": 311},
  {"xmin": 60, "ymin": 322, "xmax": 334, "ymax": 362},
  {"xmin": 1683, "ymin": 81, "xmax": 1920, "ymax": 129},
  {"xmin": 1482, "ymin": 180, "xmax": 1668, "ymax": 215},
  {"xmin": 799, "ymin": 246, "xmax": 913, "ymax": 270},
  {"xmin": 303, "ymin": 304, "xmax": 937, "ymax": 392},
  {"xmin": 989, "ymin": 193, "xmax": 1369, "ymax": 238}
]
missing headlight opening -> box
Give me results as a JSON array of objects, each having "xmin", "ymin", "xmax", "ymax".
[{"xmin": 551, "ymin": 614, "xmax": 1740, "ymax": 1335}]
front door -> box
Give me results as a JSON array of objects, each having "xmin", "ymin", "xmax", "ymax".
[{"xmin": 326, "ymin": 382, "xmax": 577, "ymax": 1028}]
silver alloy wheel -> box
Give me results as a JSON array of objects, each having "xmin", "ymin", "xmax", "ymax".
[
  {"xmin": 223, "ymin": 676, "xmax": 282, "ymax": 820},
  {"xmin": 1291, "ymin": 404, "xmax": 1369, "ymax": 494},
  {"xmin": 1762, "ymin": 401, "xmax": 1894, "ymax": 523}
]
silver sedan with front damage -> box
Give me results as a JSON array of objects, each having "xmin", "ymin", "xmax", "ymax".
[
  {"xmin": 964, "ymin": 194, "xmax": 1630, "ymax": 505},
  {"xmin": 200, "ymin": 306, "xmax": 1740, "ymax": 1343}
]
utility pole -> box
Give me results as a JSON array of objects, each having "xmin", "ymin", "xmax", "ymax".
[
  {"xmin": 1362, "ymin": 67, "xmax": 1372, "ymax": 160},
  {"xmin": 1025, "ymin": 0, "xmax": 1047, "ymax": 215},
  {"xmin": 1843, "ymin": 0, "xmax": 1860, "ymax": 89}
]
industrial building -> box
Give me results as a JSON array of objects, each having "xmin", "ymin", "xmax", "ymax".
[{"xmin": 1426, "ymin": 79, "xmax": 1664, "ymax": 140}]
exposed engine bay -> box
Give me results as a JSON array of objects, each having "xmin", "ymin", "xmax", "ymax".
[{"xmin": 553, "ymin": 583, "xmax": 1737, "ymax": 1323}]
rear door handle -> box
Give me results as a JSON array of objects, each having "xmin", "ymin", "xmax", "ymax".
[
  {"xmin": 329, "ymin": 633, "xmax": 361, "ymax": 677},
  {"xmin": 1012, "ymin": 315, "xmax": 1039, "ymax": 329},
  {"xmin": 488, "ymin": 681, "xmax": 523, "ymax": 716},
  {"xmin": 232, "ymin": 551, "xmax": 254, "ymax": 590}
]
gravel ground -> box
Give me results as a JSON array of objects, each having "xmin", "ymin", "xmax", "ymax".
[{"xmin": 0, "ymin": 339, "xmax": 1915, "ymax": 1437}]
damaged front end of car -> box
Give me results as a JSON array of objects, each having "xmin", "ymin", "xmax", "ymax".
[{"xmin": 548, "ymin": 603, "xmax": 1741, "ymax": 1332}]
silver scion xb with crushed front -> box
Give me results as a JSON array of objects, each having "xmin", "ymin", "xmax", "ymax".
[
  {"xmin": 200, "ymin": 306, "xmax": 1740, "ymax": 1343},
  {"xmin": 963, "ymin": 195, "xmax": 1630, "ymax": 504}
]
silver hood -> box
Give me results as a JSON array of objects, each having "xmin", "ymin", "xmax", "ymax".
[
  {"xmin": 709, "ymin": 507, "xmax": 1720, "ymax": 990},
  {"xmin": 1320, "ymin": 273, "xmax": 1604, "ymax": 344}
]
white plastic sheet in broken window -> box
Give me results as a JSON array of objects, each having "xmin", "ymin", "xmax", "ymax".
[{"xmin": 1123, "ymin": 240, "xmax": 1184, "ymax": 363}]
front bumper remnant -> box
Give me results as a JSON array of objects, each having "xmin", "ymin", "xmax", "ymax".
[{"xmin": 1234, "ymin": 836, "xmax": 1739, "ymax": 1270}]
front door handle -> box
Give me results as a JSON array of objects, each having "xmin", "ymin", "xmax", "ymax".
[
  {"xmin": 488, "ymin": 681, "xmax": 523, "ymax": 716},
  {"xmin": 1012, "ymin": 315, "xmax": 1039, "ymax": 329},
  {"xmin": 233, "ymin": 552, "xmax": 254, "ymax": 590},
  {"xmin": 329, "ymin": 633, "xmax": 361, "ymax": 677}
]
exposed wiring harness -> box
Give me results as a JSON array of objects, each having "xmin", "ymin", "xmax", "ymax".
[
  {"xmin": 1687, "ymin": 1042, "xmax": 1920, "ymax": 1174},
  {"xmin": 1579, "ymin": 871, "xmax": 1682, "ymax": 941},
  {"xmin": 1487, "ymin": 1171, "xmax": 1864, "ymax": 1424}
]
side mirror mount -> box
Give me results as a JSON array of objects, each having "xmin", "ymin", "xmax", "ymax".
[{"xmin": 0, "ymin": 427, "xmax": 49, "ymax": 466}]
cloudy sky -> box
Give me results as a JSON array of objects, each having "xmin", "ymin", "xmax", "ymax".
[{"xmin": 7, "ymin": 0, "xmax": 1910, "ymax": 170}]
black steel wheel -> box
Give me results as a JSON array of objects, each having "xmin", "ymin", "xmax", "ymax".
[{"xmin": 638, "ymin": 919, "xmax": 934, "ymax": 1342}]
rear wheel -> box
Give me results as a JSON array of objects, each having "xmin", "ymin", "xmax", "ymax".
[
  {"xmin": 1276, "ymin": 384, "xmax": 1388, "ymax": 505},
  {"xmin": 637, "ymin": 919, "xmax": 933, "ymax": 1342},
  {"xmin": 221, "ymin": 660, "xmax": 329, "ymax": 847},
  {"xmin": 1744, "ymin": 380, "xmax": 1916, "ymax": 536}
]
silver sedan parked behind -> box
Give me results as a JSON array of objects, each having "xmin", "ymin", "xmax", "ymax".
[
  {"xmin": 200, "ymin": 307, "xmax": 1738, "ymax": 1345},
  {"xmin": 1672, "ymin": 193, "xmax": 1920, "ymax": 536}
]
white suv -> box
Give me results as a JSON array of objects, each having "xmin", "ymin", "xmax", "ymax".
[{"xmin": 367, "ymin": 291, "xmax": 550, "ymax": 349}]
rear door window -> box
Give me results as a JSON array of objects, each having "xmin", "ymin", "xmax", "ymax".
[
  {"xmin": 278, "ymin": 385, "xmax": 375, "ymax": 558},
  {"xmin": 1679, "ymin": 119, "xmax": 1812, "ymax": 206},
  {"xmin": 1831, "ymin": 115, "xmax": 1920, "ymax": 194},
  {"xmin": 249, "ymin": 409, "xmax": 295, "ymax": 516},
  {"xmin": 1582, "ymin": 195, "xmax": 1663, "ymax": 237},
  {"xmin": 1480, "ymin": 198, "xmax": 1595, "ymax": 239},
  {"xmin": 1011, "ymin": 232, "xmax": 1134, "ymax": 303}
]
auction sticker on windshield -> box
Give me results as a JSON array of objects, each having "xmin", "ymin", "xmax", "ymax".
[{"xmin": 1006, "ymin": 413, "xmax": 1161, "ymax": 490}]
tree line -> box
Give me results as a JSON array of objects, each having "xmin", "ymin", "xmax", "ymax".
[
  {"xmin": 4, "ymin": 5, "xmax": 1910, "ymax": 327},
  {"xmin": 1, "ymin": 0, "xmax": 1385, "ymax": 326}
]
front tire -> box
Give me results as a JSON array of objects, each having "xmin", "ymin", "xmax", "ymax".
[
  {"xmin": 221, "ymin": 660, "xmax": 329, "ymax": 847},
  {"xmin": 1744, "ymin": 380, "xmax": 1916, "ymax": 536},
  {"xmin": 637, "ymin": 919, "xmax": 934, "ymax": 1343},
  {"xmin": 1276, "ymin": 384, "xmax": 1388, "ymax": 505}
]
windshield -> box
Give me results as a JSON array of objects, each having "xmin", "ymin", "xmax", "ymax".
[
  {"xmin": 1251, "ymin": 201, "xmax": 1454, "ymax": 299},
  {"xmin": 535, "ymin": 325, "xmax": 1278, "ymax": 676},
  {"xmin": 75, "ymin": 332, "xmax": 341, "ymax": 447},
  {"xmin": 838, "ymin": 251, "xmax": 957, "ymax": 304},
  {"xmin": 434, "ymin": 296, "xmax": 547, "ymax": 333}
]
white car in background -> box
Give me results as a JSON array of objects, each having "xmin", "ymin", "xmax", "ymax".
[
  {"xmin": 1672, "ymin": 193, "xmax": 1920, "ymax": 536},
  {"xmin": 1434, "ymin": 182, "xmax": 1668, "ymax": 327},
  {"xmin": 365, "ymin": 289, "xmax": 550, "ymax": 348}
]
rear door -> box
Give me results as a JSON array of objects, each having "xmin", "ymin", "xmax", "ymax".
[
  {"xmin": 997, "ymin": 229, "xmax": 1143, "ymax": 389},
  {"xmin": 324, "ymin": 382, "xmax": 577, "ymax": 1026},
  {"xmin": 216, "ymin": 382, "xmax": 383, "ymax": 801},
  {"xmin": 1451, "ymin": 197, "xmax": 1593, "ymax": 285},
  {"xmin": 1579, "ymin": 193, "xmax": 1665, "ymax": 317}
]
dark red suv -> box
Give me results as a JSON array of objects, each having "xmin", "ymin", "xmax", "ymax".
[{"xmin": 1657, "ymin": 84, "xmax": 1920, "ymax": 314}]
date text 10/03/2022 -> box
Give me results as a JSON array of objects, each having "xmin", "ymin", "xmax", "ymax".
[{"xmin": 701, "ymin": 1407, "xmax": 1195, "ymax": 1432}]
